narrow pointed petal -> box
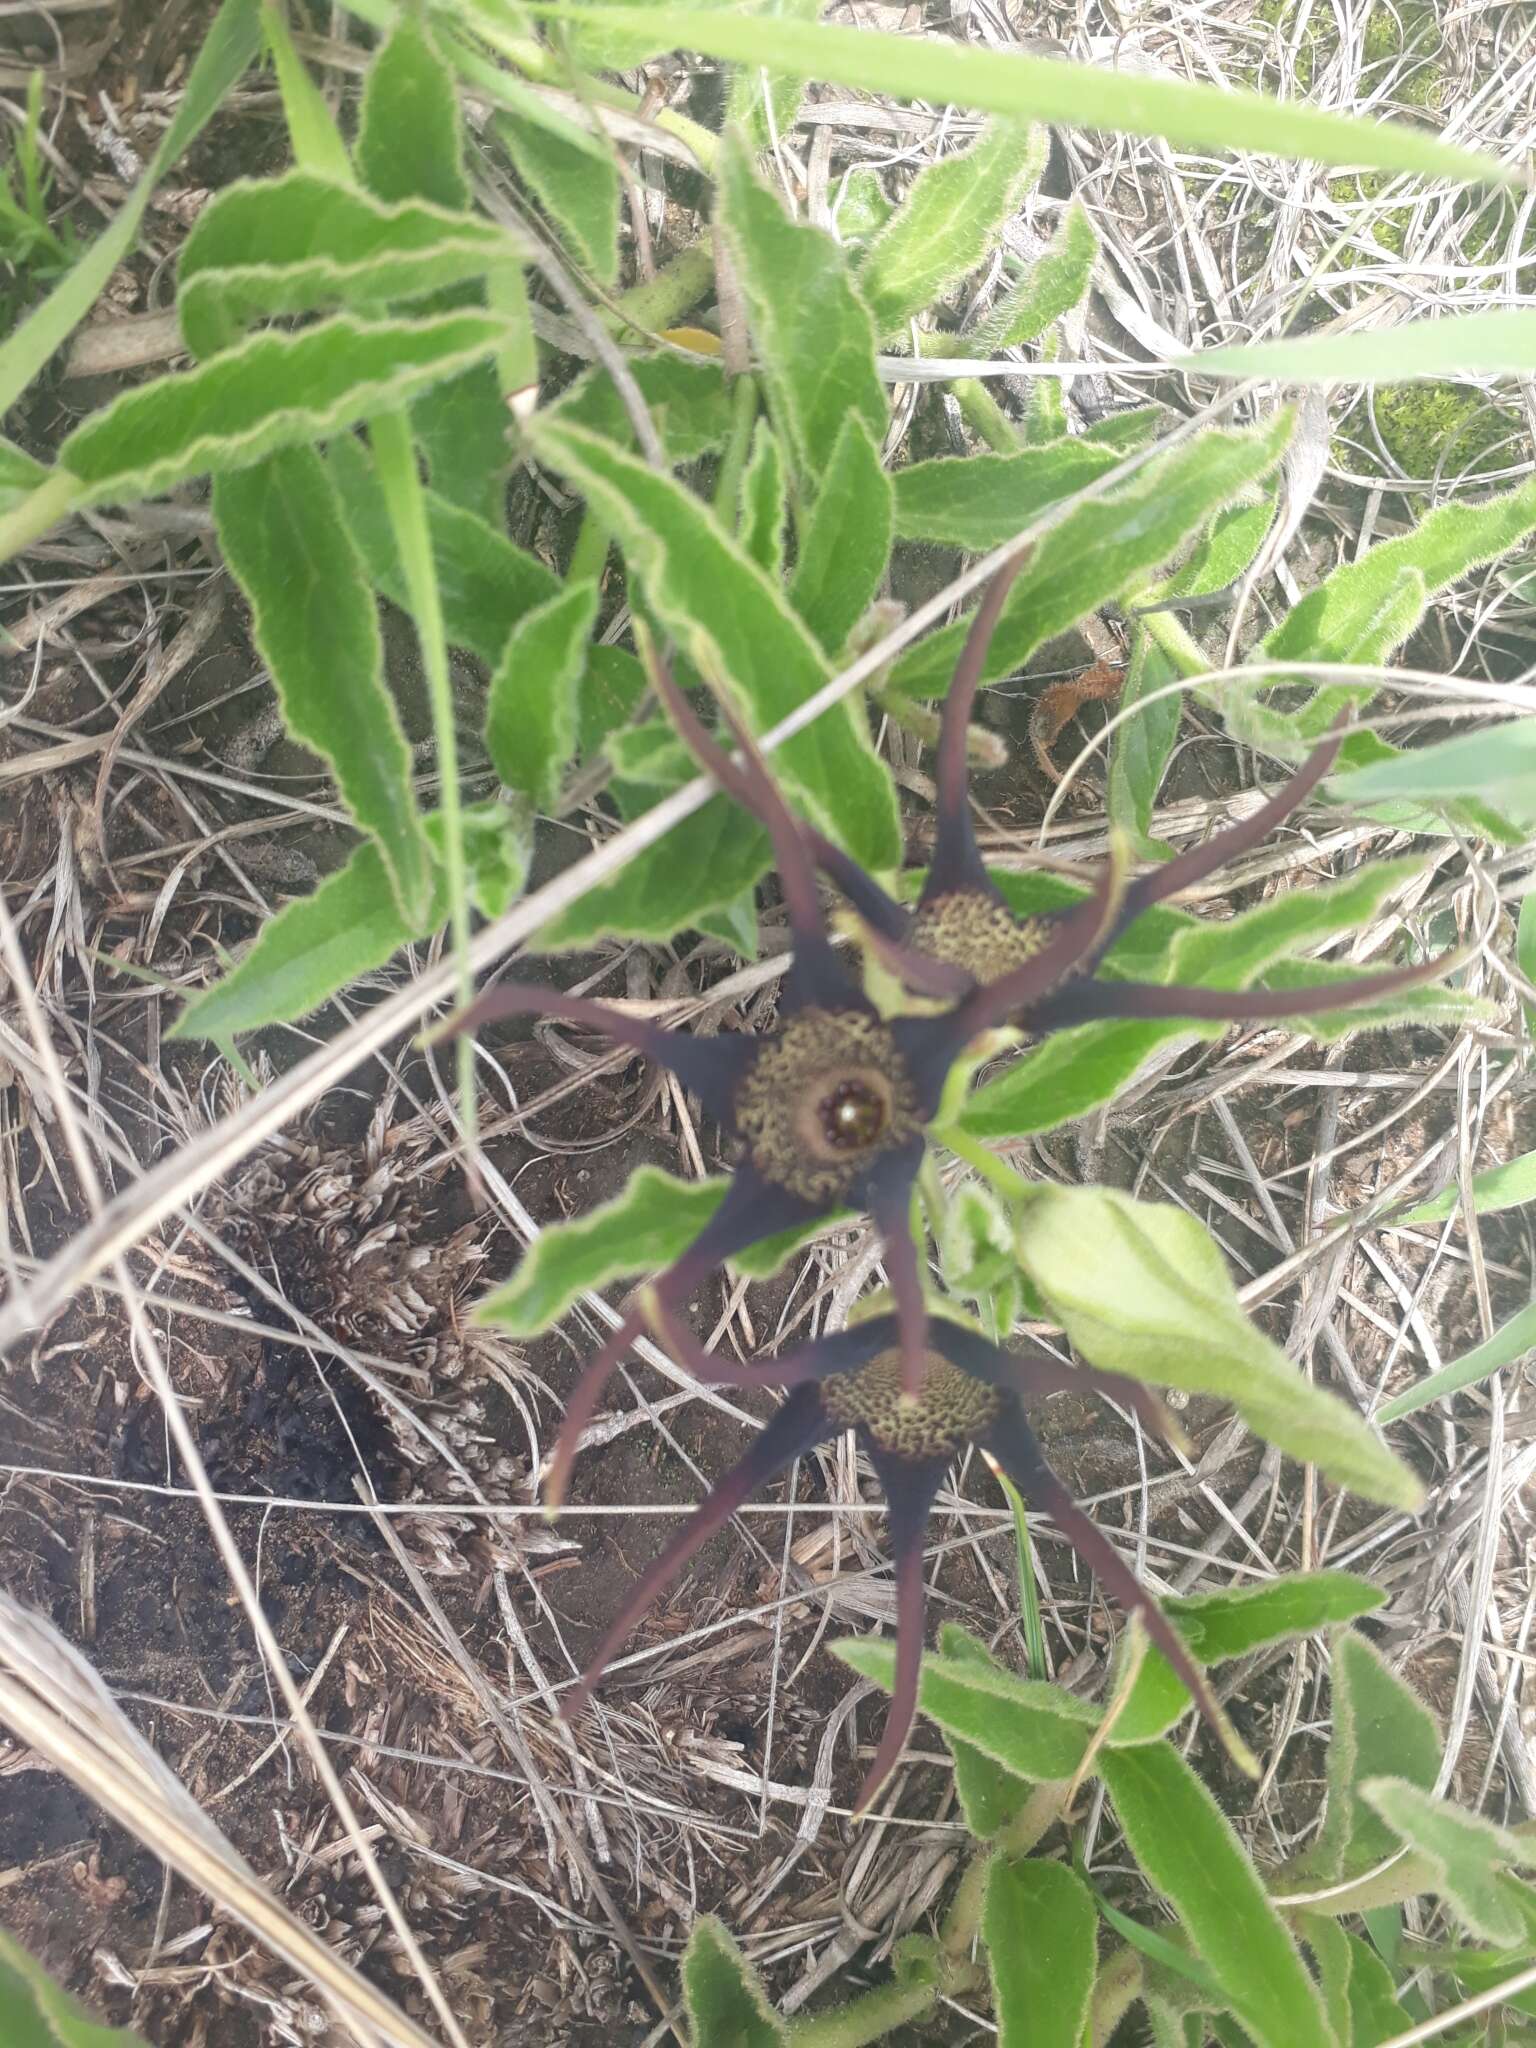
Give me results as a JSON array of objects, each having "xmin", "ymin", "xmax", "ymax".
[
  {"xmin": 542, "ymin": 1168, "xmax": 821, "ymax": 1510},
  {"xmin": 931, "ymin": 858, "xmax": 1124, "ymax": 1046},
  {"xmin": 647, "ymin": 640, "xmax": 850, "ymax": 1005},
  {"xmin": 1026, "ymin": 949, "xmax": 1460, "ymax": 1033},
  {"xmin": 924, "ymin": 546, "xmax": 1035, "ymax": 902},
  {"xmin": 860, "ymin": 1145, "xmax": 929, "ymax": 1396},
  {"xmin": 853, "ymin": 1452, "xmax": 947, "ymax": 1816},
  {"xmin": 806, "ymin": 831, "xmax": 911, "ymax": 942},
  {"xmin": 648, "ymin": 1297, "xmax": 889, "ymax": 1390},
  {"xmin": 928, "ymin": 1321, "xmax": 1187, "ymax": 1447},
  {"xmin": 564, "ymin": 1383, "xmax": 837, "ymax": 1719},
  {"xmin": 450, "ymin": 980, "xmax": 752, "ymax": 1123},
  {"xmin": 1110, "ymin": 721, "xmax": 1347, "ymax": 944},
  {"xmin": 981, "ymin": 1404, "xmax": 1234, "ymax": 1747},
  {"xmin": 856, "ymin": 920, "xmax": 978, "ymax": 1001}
]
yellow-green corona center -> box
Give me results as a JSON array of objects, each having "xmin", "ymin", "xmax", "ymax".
[
  {"xmin": 734, "ymin": 1009, "xmax": 922, "ymax": 1203},
  {"xmin": 910, "ymin": 890, "xmax": 1049, "ymax": 985},
  {"xmin": 821, "ymin": 1348, "xmax": 1003, "ymax": 1461}
]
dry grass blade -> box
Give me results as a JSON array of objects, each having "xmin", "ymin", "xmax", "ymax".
[{"xmin": 0, "ymin": 1592, "xmax": 439, "ymax": 2048}]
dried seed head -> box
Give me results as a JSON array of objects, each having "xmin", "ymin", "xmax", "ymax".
[
  {"xmin": 822, "ymin": 1346, "xmax": 1003, "ymax": 1461},
  {"xmin": 733, "ymin": 1008, "xmax": 923, "ymax": 1203},
  {"xmin": 910, "ymin": 889, "xmax": 1051, "ymax": 985}
]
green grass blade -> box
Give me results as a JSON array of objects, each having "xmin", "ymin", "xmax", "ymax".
[
  {"xmin": 0, "ymin": 0, "xmax": 262, "ymax": 415},
  {"xmin": 518, "ymin": 3, "xmax": 1510, "ymax": 184},
  {"xmin": 1182, "ymin": 308, "xmax": 1536, "ymax": 382},
  {"xmin": 1376, "ymin": 1301, "xmax": 1536, "ymax": 1425}
]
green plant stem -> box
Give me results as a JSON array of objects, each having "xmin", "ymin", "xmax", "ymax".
[
  {"xmin": 567, "ymin": 504, "xmax": 611, "ymax": 587},
  {"xmin": 788, "ymin": 1978, "xmax": 943, "ymax": 2048},
  {"xmin": 939, "ymin": 1782, "xmax": 1072, "ymax": 1961},
  {"xmin": 1138, "ymin": 603, "xmax": 1210, "ymax": 680},
  {"xmin": 369, "ymin": 408, "xmax": 477, "ymax": 1139},
  {"xmin": 1089, "ymin": 1947, "xmax": 1144, "ymax": 2047},
  {"xmin": 610, "ymin": 240, "xmax": 716, "ymax": 340},
  {"xmin": 0, "ymin": 469, "xmax": 79, "ymax": 569},
  {"xmin": 938, "ymin": 1120, "xmax": 1034, "ymax": 1208},
  {"xmin": 953, "ymin": 376, "xmax": 1021, "ymax": 452},
  {"xmin": 713, "ymin": 372, "xmax": 759, "ymax": 524}
]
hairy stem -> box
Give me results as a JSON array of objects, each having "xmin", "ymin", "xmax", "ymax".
[
  {"xmin": 940, "ymin": 1781, "xmax": 1074, "ymax": 1960},
  {"xmin": 611, "ymin": 241, "xmax": 716, "ymax": 341},
  {"xmin": 789, "ymin": 1959, "xmax": 982, "ymax": 2048},
  {"xmin": 1090, "ymin": 1946, "xmax": 1144, "ymax": 2047}
]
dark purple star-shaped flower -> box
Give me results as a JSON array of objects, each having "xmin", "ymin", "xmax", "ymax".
[
  {"xmin": 458, "ymin": 552, "xmax": 1452, "ymax": 1508},
  {"xmin": 562, "ymin": 1310, "xmax": 1231, "ymax": 1813},
  {"xmin": 455, "ymin": 628, "xmax": 1118, "ymax": 1504}
]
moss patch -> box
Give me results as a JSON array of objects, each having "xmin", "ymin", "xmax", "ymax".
[{"xmin": 1371, "ymin": 383, "xmax": 1525, "ymax": 483}]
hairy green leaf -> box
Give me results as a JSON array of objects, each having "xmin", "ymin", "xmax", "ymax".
[
  {"xmin": 529, "ymin": 6, "xmax": 1507, "ymax": 184},
  {"xmin": 1183, "ymin": 309, "xmax": 1536, "ymax": 382},
  {"xmin": 1013, "ymin": 1186, "xmax": 1422, "ymax": 1510},
  {"xmin": 890, "ymin": 414, "xmax": 1294, "ymax": 698},
  {"xmin": 476, "ymin": 1168, "xmax": 728, "ymax": 1336},
  {"xmin": 214, "ymin": 447, "xmax": 430, "ymax": 922},
  {"xmin": 0, "ymin": 0, "xmax": 261, "ymax": 416},
  {"xmin": 494, "ymin": 102, "xmax": 619, "ymax": 285},
  {"xmin": 1344, "ymin": 1931, "xmax": 1414, "ymax": 2045},
  {"xmin": 892, "ymin": 438, "xmax": 1122, "ymax": 549},
  {"xmin": 714, "ymin": 130, "xmax": 886, "ymax": 488},
  {"xmin": 1301, "ymin": 1917, "xmax": 1354, "ymax": 2048},
  {"xmin": 858, "ymin": 123, "xmax": 1046, "ymax": 336},
  {"xmin": 1102, "ymin": 1743, "xmax": 1333, "ymax": 2048},
  {"xmin": 1084, "ymin": 405, "xmax": 1165, "ymax": 453},
  {"xmin": 788, "ymin": 414, "xmax": 892, "ymax": 655},
  {"xmin": 530, "ymin": 416, "xmax": 901, "ymax": 869},
  {"xmin": 1310, "ymin": 1635, "xmax": 1442, "ymax": 1883},
  {"xmin": 57, "ymin": 310, "xmax": 510, "ymax": 506},
  {"xmin": 1333, "ymin": 719, "xmax": 1536, "ymax": 823},
  {"xmin": 738, "ymin": 417, "xmax": 787, "ymax": 576},
  {"xmin": 329, "ymin": 435, "xmax": 560, "ymax": 663},
  {"xmin": 681, "ymin": 1918, "xmax": 786, "ymax": 2048},
  {"xmin": 934, "ymin": 1625, "xmax": 1036, "ymax": 1837},
  {"xmin": 1105, "ymin": 486, "xmax": 1273, "ymax": 860},
  {"xmin": 1112, "ymin": 1571, "xmax": 1385, "ymax": 1744},
  {"xmin": 978, "ymin": 197, "xmax": 1097, "ymax": 348},
  {"xmin": 0, "ymin": 1927, "xmax": 154, "ymax": 2047},
  {"xmin": 1258, "ymin": 474, "xmax": 1536, "ymax": 739},
  {"xmin": 984, "ymin": 1856, "xmax": 1097, "ymax": 2048},
  {"xmin": 965, "ymin": 855, "xmax": 1429, "ymax": 1138},
  {"xmin": 547, "ymin": 352, "xmax": 735, "ymax": 465},
  {"xmin": 177, "ymin": 173, "xmax": 513, "ymax": 357},
  {"xmin": 1377, "ymin": 1299, "xmax": 1536, "ymax": 1426},
  {"xmin": 1363, "ymin": 1778, "xmax": 1535, "ymax": 1944},
  {"xmin": 831, "ymin": 165, "xmax": 896, "ymax": 245},
  {"xmin": 170, "ymin": 833, "xmax": 444, "ymax": 1043},
  {"xmin": 1107, "ymin": 633, "xmax": 1180, "ymax": 860},
  {"xmin": 725, "ymin": 0, "xmax": 822, "ymax": 150},
  {"xmin": 357, "ymin": 8, "xmax": 469, "ymax": 210},
  {"xmin": 835, "ymin": 1641, "xmax": 1101, "ymax": 1781},
  {"xmin": 604, "ymin": 719, "xmax": 694, "ymax": 789},
  {"xmin": 460, "ymin": 800, "xmax": 532, "ymax": 918},
  {"xmin": 486, "ymin": 579, "xmax": 598, "ymax": 811},
  {"xmin": 1253, "ymin": 954, "xmax": 1486, "ymax": 1039},
  {"xmin": 534, "ymin": 798, "xmax": 771, "ymax": 948}
]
